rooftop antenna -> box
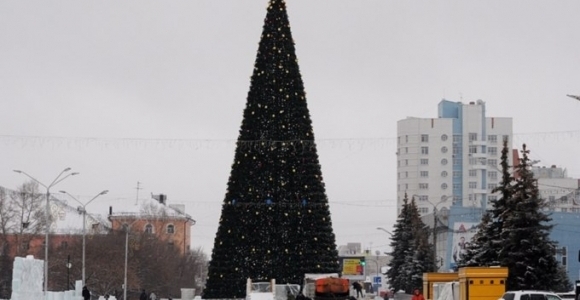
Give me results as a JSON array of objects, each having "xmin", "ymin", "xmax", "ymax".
[{"xmin": 135, "ymin": 181, "xmax": 142, "ymax": 205}]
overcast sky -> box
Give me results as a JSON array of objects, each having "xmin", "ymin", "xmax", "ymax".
[{"xmin": 1, "ymin": 0, "xmax": 580, "ymax": 255}]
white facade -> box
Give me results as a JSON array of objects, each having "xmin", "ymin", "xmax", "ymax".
[
  {"xmin": 396, "ymin": 99, "xmax": 513, "ymax": 216},
  {"xmin": 534, "ymin": 165, "xmax": 580, "ymax": 213}
]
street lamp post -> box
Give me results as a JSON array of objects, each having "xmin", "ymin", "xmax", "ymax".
[
  {"xmin": 14, "ymin": 168, "xmax": 78, "ymax": 300},
  {"xmin": 426, "ymin": 197, "xmax": 449, "ymax": 272},
  {"xmin": 66, "ymin": 255, "xmax": 72, "ymax": 290},
  {"xmin": 60, "ymin": 190, "xmax": 108, "ymax": 288},
  {"xmin": 376, "ymin": 227, "xmax": 393, "ymax": 237},
  {"xmin": 123, "ymin": 218, "xmax": 141, "ymax": 300}
]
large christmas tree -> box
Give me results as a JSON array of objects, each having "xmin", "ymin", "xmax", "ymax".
[{"xmin": 203, "ymin": 1, "xmax": 340, "ymax": 298}]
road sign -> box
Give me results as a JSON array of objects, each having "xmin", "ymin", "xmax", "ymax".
[{"xmin": 373, "ymin": 276, "xmax": 381, "ymax": 284}]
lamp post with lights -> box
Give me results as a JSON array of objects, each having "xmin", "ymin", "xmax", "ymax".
[
  {"xmin": 59, "ymin": 190, "xmax": 108, "ymax": 287},
  {"xmin": 13, "ymin": 168, "xmax": 78, "ymax": 299}
]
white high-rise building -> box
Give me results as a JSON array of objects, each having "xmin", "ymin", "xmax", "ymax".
[{"xmin": 396, "ymin": 99, "xmax": 513, "ymax": 216}]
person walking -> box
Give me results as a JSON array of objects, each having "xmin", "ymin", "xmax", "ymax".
[
  {"xmin": 82, "ymin": 286, "xmax": 91, "ymax": 300},
  {"xmin": 140, "ymin": 289, "xmax": 148, "ymax": 300},
  {"xmin": 352, "ymin": 281, "xmax": 364, "ymax": 298},
  {"xmin": 411, "ymin": 289, "xmax": 425, "ymax": 300},
  {"xmin": 149, "ymin": 291, "xmax": 157, "ymax": 300}
]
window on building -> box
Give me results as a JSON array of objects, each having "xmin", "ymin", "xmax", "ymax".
[
  {"xmin": 488, "ymin": 159, "xmax": 498, "ymax": 166},
  {"xmin": 469, "ymin": 182, "xmax": 477, "ymax": 189},
  {"xmin": 561, "ymin": 196, "xmax": 568, "ymax": 204},
  {"xmin": 406, "ymin": 135, "xmax": 409, "ymax": 143},
  {"xmin": 441, "ymin": 146, "xmax": 448, "ymax": 153},
  {"xmin": 469, "ymin": 169, "xmax": 477, "ymax": 177},
  {"xmin": 405, "ymin": 183, "xmax": 408, "ymax": 190},
  {"xmin": 488, "ymin": 196, "xmax": 497, "ymax": 202},
  {"xmin": 488, "ymin": 171, "xmax": 498, "ymax": 180},
  {"xmin": 421, "ymin": 134, "xmax": 429, "ymax": 142},
  {"xmin": 469, "ymin": 158, "xmax": 477, "ymax": 165},
  {"xmin": 488, "ymin": 147, "xmax": 498, "ymax": 156},
  {"xmin": 453, "ymin": 183, "xmax": 461, "ymax": 190},
  {"xmin": 453, "ymin": 158, "xmax": 460, "ymax": 165},
  {"xmin": 420, "ymin": 171, "xmax": 428, "ymax": 177},
  {"xmin": 453, "ymin": 196, "xmax": 461, "ymax": 204},
  {"xmin": 405, "ymin": 147, "xmax": 408, "ymax": 153},
  {"xmin": 421, "ymin": 147, "xmax": 429, "ymax": 155},
  {"xmin": 419, "ymin": 195, "xmax": 428, "ymax": 202},
  {"xmin": 405, "ymin": 171, "xmax": 408, "ymax": 178},
  {"xmin": 488, "ymin": 135, "xmax": 497, "ymax": 143},
  {"xmin": 453, "ymin": 171, "xmax": 461, "ymax": 178},
  {"xmin": 441, "ymin": 134, "xmax": 448, "ymax": 141},
  {"xmin": 488, "ymin": 183, "xmax": 498, "ymax": 190},
  {"xmin": 145, "ymin": 224, "xmax": 154, "ymax": 234},
  {"xmin": 453, "ymin": 146, "xmax": 460, "ymax": 155},
  {"xmin": 442, "ymin": 159, "xmax": 448, "ymax": 165},
  {"xmin": 502, "ymin": 135, "xmax": 509, "ymax": 143},
  {"xmin": 419, "ymin": 183, "xmax": 429, "ymax": 189},
  {"xmin": 469, "ymin": 133, "xmax": 477, "ymax": 142},
  {"xmin": 419, "ymin": 207, "xmax": 429, "ymax": 214},
  {"xmin": 420, "ymin": 159, "xmax": 429, "ymax": 165},
  {"xmin": 167, "ymin": 224, "xmax": 175, "ymax": 234},
  {"xmin": 453, "ymin": 135, "xmax": 462, "ymax": 143},
  {"xmin": 441, "ymin": 183, "xmax": 448, "ymax": 190},
  {"xmin": 405, "ymin": 159, "xmax": 408, "ymax": 166},
  {"xmin": 441, "ymin": 171, "xmax": 448, "ymax": 177},
  {"xmin": 469, "ymin": 146, "xmax": 477, "ymax": 154}
]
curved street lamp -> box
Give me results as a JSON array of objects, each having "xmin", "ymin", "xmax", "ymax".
[
  {"xmin": 59, "ymin": 190, "xmax": 108, "ymax": 288},
  {"xmin": 122, "ymin": 217, "xmax": 143, "ymax": 300},
  {"xmin": 376, "ymin": 227, "xmax": 393, "ymax": 237},
  {"xmin": 14, "ymin": 168, "xmax": 78, "ymax": 300},
  {"xmin": 426, "ymin": 196, "xmax": 449, "ymax": 272}
]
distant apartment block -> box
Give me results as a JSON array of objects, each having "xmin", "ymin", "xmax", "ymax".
[{"xmin": 396, "ymin": 99, "xmax": 513, "ymax": 215}]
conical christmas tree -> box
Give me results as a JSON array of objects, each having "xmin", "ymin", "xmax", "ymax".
[{"xmin": 203, "ymin": 0, "xmax": 339, "ymax": 298}]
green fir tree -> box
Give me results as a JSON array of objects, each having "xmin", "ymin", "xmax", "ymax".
[
  {"xmin": 499, "ymin": 144, "xmax": 563, "ymax": 290},
  {"xmin": 203, "ymin": 1, "xmax": 339, "ymax": 298},
  {"xmin": 387, "ymin": 195, "xmax": 434, "ymax": 293},
  {"xmin": 459, "ymin": 211, "xmax": 498, "ymax": 267},
  {"xmin": 460, "ymin": 138, "xmax": 512, "ymax": 267}
]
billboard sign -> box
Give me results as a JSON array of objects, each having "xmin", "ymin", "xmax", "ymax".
[{"xmin": 339, "ymin": 256, "xmax": 365, "ymax": 276}]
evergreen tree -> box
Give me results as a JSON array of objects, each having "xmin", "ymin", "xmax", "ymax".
[
  {"xmin": 459, "ymin": 211, "xmax": 498, "ymax": 267},
  {"xmin": 460, "ymin": 137, "xmax": 511, "ymax": 267},
  {"xmin": 401, "ymin": 199, "xmax": 435, "ymax": 293},
  {"xmin": 499, "ymin": 144, "xmax": 562, "ymax": 290},
  {"xmin": 387, "ymin": 195, "xmax": 434, "ymax": 293},
  {"xmin": 386, "ymin": 194, "xmax": 412, "ymax": 292},
  {"xmin": 203, "ymin": 1, "xmax": 339, "ymax": 298}
]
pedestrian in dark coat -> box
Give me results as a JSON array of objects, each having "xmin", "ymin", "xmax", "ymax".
[
  {"xmin": 140, "ymin": 289, "xmax": 148, "ymax": 300},
  {"xmin": 82, "ymin": 286, "xmax": 91, "ymax": 300},
  {"xmin": 352, "ymin": 281, "xmax": 364, "ymax": 298}
]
